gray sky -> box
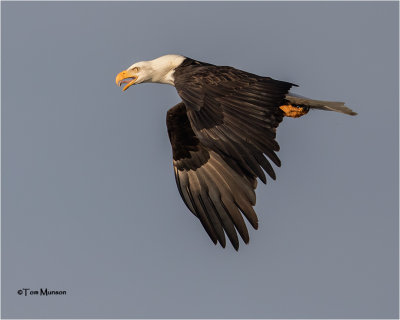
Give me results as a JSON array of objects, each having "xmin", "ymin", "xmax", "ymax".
[{"xmin": 2, "ymin": 1, "xmax": 398, "ymax": 318}]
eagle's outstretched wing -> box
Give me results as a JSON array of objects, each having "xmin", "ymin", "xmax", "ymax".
[
  {"xmin": 168, "ymin": 61, "xmax": 294, "ymax": 249},
  {"xmin": 174, "ymin": 61, "xmax": 295, "ymax": 184},
  {"xmin": 167, "ymin": 102, "xmax": 258, "ymax": 250}
]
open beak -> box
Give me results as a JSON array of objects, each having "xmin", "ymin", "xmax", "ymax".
[{"xmin": 115, "ymin": 68, "xmax": 139, "ymax": 91}]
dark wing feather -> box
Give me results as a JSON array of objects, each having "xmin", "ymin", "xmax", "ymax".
[
  {"xmin": 174, "ymin": 60, "xmax": 296, "ymax": 184},
  {"xmin": 167, "ymin": 102, "xmax": 258, "ymax": 250}
]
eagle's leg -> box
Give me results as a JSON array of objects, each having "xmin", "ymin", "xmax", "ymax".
[{"xmin": 280, "ymin": 105, "xmax": 310, "ymax": 118}]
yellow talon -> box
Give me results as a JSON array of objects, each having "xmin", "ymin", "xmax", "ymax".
[{"xmin": 280, "ymin": 105, "xmax": 309, "ymax": 118}]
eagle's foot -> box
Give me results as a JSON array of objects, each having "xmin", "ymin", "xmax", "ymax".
[{"xmin": 280, "ymin": 105, "xmax": 310, "ymax": 118}]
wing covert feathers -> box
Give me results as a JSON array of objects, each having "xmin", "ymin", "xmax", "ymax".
[{"xmin": 174, "ymin": 60, "xmax": 294, "ymax": 184}]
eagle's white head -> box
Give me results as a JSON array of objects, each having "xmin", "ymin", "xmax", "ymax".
[{"xmin": 116, "ymin": 54, "xmax": 186, "ymax": 90}]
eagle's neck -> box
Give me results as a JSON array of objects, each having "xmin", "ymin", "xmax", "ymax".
[{"xmin": 148, "ymin": 54, "xmax": 186, "ymax": 86}]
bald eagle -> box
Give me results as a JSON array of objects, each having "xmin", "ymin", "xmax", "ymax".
[{"xmin": 116, "ymin": 54, "xmax": 356, "ymax": 250}]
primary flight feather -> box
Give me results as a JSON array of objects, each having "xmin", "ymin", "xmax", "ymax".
[{"xmin": 116, "ymin": 54, "xmax": 356, "ymax": 250}]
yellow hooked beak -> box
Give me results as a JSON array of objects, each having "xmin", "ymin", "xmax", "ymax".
[{"xmin": 115, "ymin": 68, "xmax": 139, "ymax": 91}]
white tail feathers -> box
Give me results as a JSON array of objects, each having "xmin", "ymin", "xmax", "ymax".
[{"xmin": 286, "ymin": 93, "xmax": 357, "ymax": 116}]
